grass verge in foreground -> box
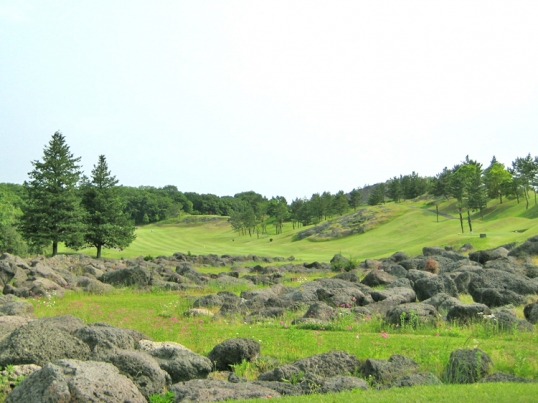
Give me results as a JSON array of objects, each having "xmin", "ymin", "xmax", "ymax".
[{"xmin": 233, "ymin": 383, "xmax": 538, "ymax": 403}]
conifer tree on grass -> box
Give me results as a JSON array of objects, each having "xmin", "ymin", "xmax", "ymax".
[
  {"xmin": 81, "ymin": 155, "xmax": 136, "ymax": 258},
  {"xmin": 19, "ymin": 131, "xmax": 85, "ymax": 256}
]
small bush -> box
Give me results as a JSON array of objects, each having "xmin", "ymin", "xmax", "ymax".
[
  {"xmin": 331, "ymin": 255, "xmax": 359, "ymax": 272},
  {"xmin": 149, "ymin": 390, "xmax": 175, "ymax": 403},
  {"xmin": 144, "ymin": 255, "xmax": 154, "ymax": 262},
  {"xmin": 424, "ymin": 258, "xmax": 439, "ymax": 274}
]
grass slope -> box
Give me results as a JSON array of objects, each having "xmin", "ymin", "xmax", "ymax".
[{"xmin": 61, "ymin": 197, "xmax": 538, "ymax": 262}]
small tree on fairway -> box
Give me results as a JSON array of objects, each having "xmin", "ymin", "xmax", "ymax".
[
  {"xmin": 19, "ymin": 132, "xmax": 85, "ymax": 256},
  {"xmin": 483, "ymin": 156, "xmax": 512, "ymax": 204},
  {"xmin": 81, "ymin": 155, "xmax": 136, "ymax": 258}
]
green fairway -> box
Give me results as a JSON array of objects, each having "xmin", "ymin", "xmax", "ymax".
[{"xmin": 61, "ymin": 197, "xmax": 538, "ymax": 262}]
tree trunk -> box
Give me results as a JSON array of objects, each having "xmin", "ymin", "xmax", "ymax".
[
  {"xmin": 524, "ymin": 188, "xmax": 529, "ymax": 209},
  {"xmin": 458, "ymin": 207, "xmax": 464, "ymax": 233},
  {"xmin": 96, "ymin": 244, "xmax": 102, "ymax": 259},
  {"xmin": 436, "ymin": 205, "xmax": 439, "ymax": 223},
  {"xmin": 499, "ymin": 191, "xmax": 503, "ymax": 204},
  {"xmin": 467, "ymin": 210, "xmax": 473, "ymax": 233},
  {"xmin": 52, "ymin": 241, "xmax": 58, "ymax": 256}
]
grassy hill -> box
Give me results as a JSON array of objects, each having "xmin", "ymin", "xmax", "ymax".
[{"xmin": 61, "ymin": 196, "xmax": 538, "ymax": 262}]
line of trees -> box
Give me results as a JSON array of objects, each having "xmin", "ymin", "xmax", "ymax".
[{"xmin": 2, "ymin": 131, "xmax": 538, "ymax": 255}]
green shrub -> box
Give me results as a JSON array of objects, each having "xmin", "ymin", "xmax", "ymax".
[{"xmin": 149, "ymin": 390, "xmax": 174, "ymax": 403}]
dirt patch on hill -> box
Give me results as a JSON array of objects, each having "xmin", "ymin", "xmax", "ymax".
[{"xmin": 293, "ymin": 207, "xmax": 395, "ymax": 241}]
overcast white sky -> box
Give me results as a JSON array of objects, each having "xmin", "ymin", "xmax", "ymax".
[{"xmin": 1, "ymin": 1, "xmax": 537, "ymax": 200}]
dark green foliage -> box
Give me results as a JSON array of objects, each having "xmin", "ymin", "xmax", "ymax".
[
  {"xmin": 348, "ymin": 188, "xmax": 362, "ymax": 211},
  {"xmin": 120, "ymin": 186, "xmax": 191, "ymax": 224},
  {"xmin": 368, "ymin": 184, "xmax": 386, "ymax": 206},
  {"xmin": 320, "ymin": 191, "xmax": 334, "ymax": 220},
  {"xmin": 512, "ymin": 154, "xmax": 538, "ymax": 209},
  {"xmin": 0, "ymin": 184, "xmax": 28, "ymax": 255},
  {"xmin": 268, "ymin": 196, "xmax": 288, "ymax": 234},
  {"xmin": 228, "ymin": 201, "xmax": 257, "ymax": 236},
  {"xmin": 483, "ymin": 157, "xmax": 512, "ymax": 204},
  {"xmin": 431, "ymin": 167, "xmax": 453, "ymax": 199},
  {"xmin": 183, "ymin": 192, "xmax": 236, "ymax": 216},
  {"xmin": 289, "ymin": 198, "xmax": 310, "ymax": 227},
  {"xmin": 401, "ymin": 172, "xmax": 428, "ymax": 200},
  {"xmin": 310, "ymin": 193, "xmax": 324, "ymax": 223},
  {"xmin": 332, "ymin": 191, "xmax": 349, "ymax": 216},
  {"xmin": 465, "ymin": 160, "xmax": 488, "ymax": 217},
  {"xmin": 81, "ymin": 155, "xmax": 136, "ymax": 258},
  {"xmin": 19, "ymin": 132, "xmax": 85, "ymax": 256},
  {"xmin": 386, "ymin": 177, "xmax": 403, "ymax": 202}
]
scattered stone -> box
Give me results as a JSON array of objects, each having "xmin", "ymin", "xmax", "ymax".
[
  {"xmin": 170, "ymin": 379, "xmax": 281, "ymax": 402},
  {"xmin": 361, "ymin": 355, "xmax": 420, "ymax": 384},
  {"xmin": 184, "ymin": 308, "xmax": 214, "ymax": 317},
  {"xmin": 385, "ymin": 303, "xmax": 440, "ymax": 327},
  {"xmin": 0, "ymin": 321, "xmax": 90, "ymax": 367},
  {"xmin": 390, "ymin": 372, "xmax": 442, "ymax": 388},
  {"xmin": 258, "ymin": 351, "xmax": 361, "ymax": 381},
  {"xmin": 149, "ymin": 347, "xmax": 212, "ymax": 383},
  {"xmin": 6, "ymin": 359, "xmax": 146, "ymax": 403},
  {"xmin": 361, "ymin": 270, "xmax": 396, "ymax": 287},
  {"xmin": 207, "ymin": 338, "xmax": 260, "ymax": 371},
  {"xmin": 470, "ymin": 287, "xmax": 527, "ymax": 308},
  {"xmin": 523, "ymin": 301, "xmax": 538, "ymax": 324},
  {"xmin": 508, "ymin": 235, "xmax": 538, "ymax": 258},
  {"xmin": 443, "ymin": 348, "xmax": 492, "ymax": 384},
  {"xmin": 422, "ymin": 293, "xmax": 462, "ymax": 314},
  {"xmin": 138, "ymin": 340, "xmax": 190, "ymax": 352},
  {"xmin": 90, "ymin": 347, "xmax": 171, "ymax": 399},
  {"xmin": 446, "ymin": 304, "xmax": 492, "ymax": 325},
  {"xmin": 480, "ymin": 372, "xmax": 536, "ymax": 383},
  {"xmin": 414, "ymin": 275, "xmax": 458, "ymax": 301},
  {"xmin": 74, "ymin": 322, "xmax": 139, "ymax": 351},
  {"xmin": 319, "ymin": 375, "xmax": 369, "ymax": 393}
]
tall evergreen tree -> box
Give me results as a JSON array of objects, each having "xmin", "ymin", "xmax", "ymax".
[
  {"xmin": 386, "ymin": 176, "xmax": 403, "ymax": 202},
  {"xmin": 19, "ymin": 132, "xmax": 85, "ymax": 256},
  {"xmin": 467, "ymin": 163, "xmax": 488, "ymax": 218},
  {"xmin": 431, "ymin": 167, "xmax": 453, "ymax": 199},
  {"xmin": 332, "ymin": 190, "xmax": 349, "ymax": 215},
  {"xmin": 348, "ymin": 188, "xmax": 362, "ymax": 211},
  {"xmin": 368, "ymin": 183, "xmax": 386, "ymax": 206},
  {"xmin": 512, "ymin": 154, "xmax": 538, "ymax": 209},
  {"xmin": 81, "ymin": 155, "xmax": 136, "ymax": 258}
]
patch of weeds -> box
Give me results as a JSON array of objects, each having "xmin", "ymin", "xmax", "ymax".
[
  {"xmin": 0, "ymin": 365, "xmax": 26, "ymax": 400},
  {"xmin": 231, "ymin": 359, "xmax": 253, "ymax": 378},
  {"xmin": 331, "ymin": 255, "xmax": 359, "ymax": 272},
  {"xmin": 149, "ymin": 390, "xmax": 175, "ymax": 403},
  {"xmin": 158, "ymin": 300, "xmax": 181, "ymax": 318},
  {"xmin": 399, "ymin": 310, "xmax": 420, "ymax": 330},
  {"xmin": 143, "ymin": 255, "xmax": 154, "ymax": 262},
  {"xmin": 282, "ymin": 370, "xmax": 305, "ymax": 385},
  {"xmin": 34, "ymin": 290, "xmax": 58, "ymax": 309}
]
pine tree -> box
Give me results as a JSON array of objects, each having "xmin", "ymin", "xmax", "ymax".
[
  {"xmin": 19, "ymin": 131, "xmax": 85, "ymax": 256},
  {"xmin": 348, "ymin": 188, "xmax": 362, "ymax": 211},
  {"xmin": 332, "ymin": 190, "xmax": 349, "ymax": 215},
  {"xmin": 483, "ymin": 156, "xmax": 512, "ymax": 204},
  {"xmin": 368, "ymin": 183, "xmax": 386, "ymax": 206},
  {"xmin": 81, "ymin": 155, "xmax": 136, "ymax": 258}
]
